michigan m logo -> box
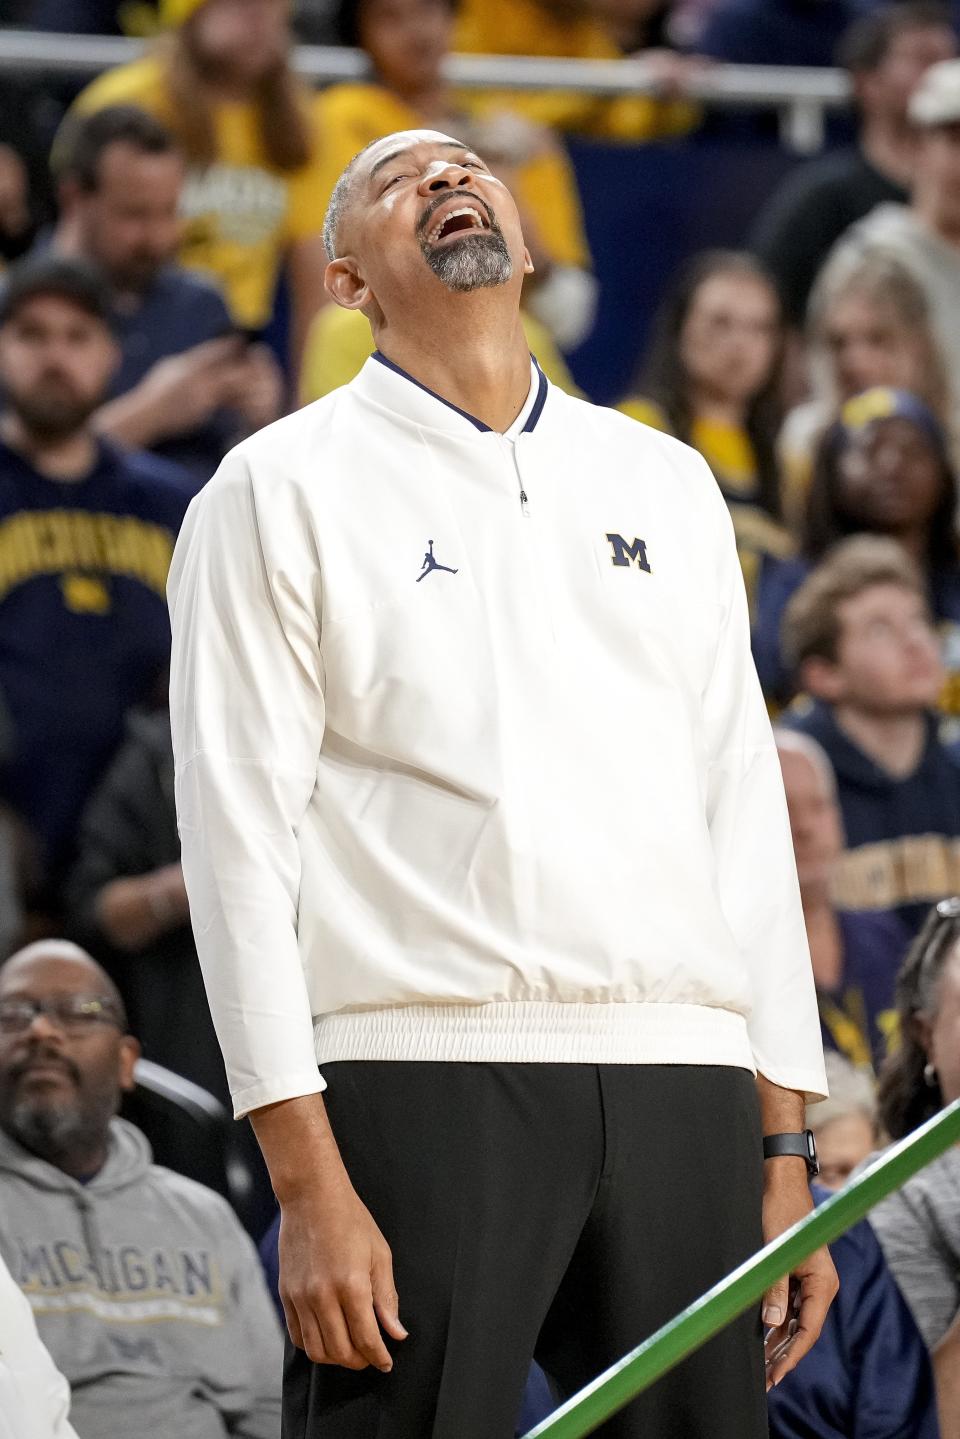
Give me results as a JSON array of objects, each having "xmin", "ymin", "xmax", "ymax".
[{"xmin": 606, "ymin": 533, "xmax": 651, "ymax": 572}]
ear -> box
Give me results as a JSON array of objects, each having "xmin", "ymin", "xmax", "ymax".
[
  {"xmin": 325, "ymin": 257, "xmax": 374, "ymax": 312},
  {"xmin": 56, "ymin": 176, "xmax": 81, "ymax": 216},
  {"xmin": 909, "ymin": 1011, "xmax": 934, "ymax": 1060},
  {"xmin": 117, "ymin": 1034, "xmax": 141, "ymax": 1093},
  {"xmin": 799, "ymin": 655, "xmax": 845, "ymax": 704},
  {"xmin": 522, "ymin": 245, "xmax": 534, "ymax": 278}
]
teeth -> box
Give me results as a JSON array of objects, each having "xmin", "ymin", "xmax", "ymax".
[{"xmin": 427, "ymin": 206, "xmax": 485, "ymax": 243}]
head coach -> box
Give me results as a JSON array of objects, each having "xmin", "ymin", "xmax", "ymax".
[{"xmin": 167, "ymin": 129, "xmax": 837, "ymax": 1438}]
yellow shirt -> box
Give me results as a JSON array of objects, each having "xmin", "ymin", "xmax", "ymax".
[
  {"xmin": 312, "ymin": 83, "xmax": 590, "ymax": 271},
  {"xmin": 620, "ymin": 397, "xmax": 794, "ymax": 617},
  {"xmin": 300, "ymin": 304, "xmax": 580, "ymax": 406},
  {"xmin": 454, "ymin": 0, "xmax": 697, "ymax": 140},
  {"xmin": 70, "ymin": 54, "xmax": 328, "ymax": 330}
]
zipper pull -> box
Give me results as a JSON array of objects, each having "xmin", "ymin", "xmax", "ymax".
[{"xmin": 519, "ymin": 485, "xmax": 530, "ymax": 517}]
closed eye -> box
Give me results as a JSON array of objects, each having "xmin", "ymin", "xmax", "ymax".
[{"xmin": 380, "ymin": 173, "xmax": 411, "ymax": 192}]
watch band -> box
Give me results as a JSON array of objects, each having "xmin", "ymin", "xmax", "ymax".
[{"xmin": 762, "ymin": 1130, "xmax": 819, "ymax": 1177}]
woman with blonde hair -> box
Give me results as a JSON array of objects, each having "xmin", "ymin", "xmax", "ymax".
[
  {"xmin": 67, "ymin": 0, "xmax": 329, "ymax": 371},
  {"xmin": 781, "ymin": 252, "xmax": 951, "ymax": 523}
]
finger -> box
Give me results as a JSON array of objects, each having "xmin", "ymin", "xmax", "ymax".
[
  {"xmin": 316, "ymin": 1302, "xmax": 369, "ymax": 1371},
  {"xmin": 343, "ymin": 1284, "xmax": 395, "ymax": 1372},
  {"xmin": 281, "ymin": 1293, "xmax": 304, "ymax": 1351},
  {"xmin": 762, "ymin": 1275, "xmax": 789, "ymax": 1331},
  {"xmin": 372, "ymin": 1257, "xmax": 408, "ymax": 1342},
  {"xmin": 767, "ymin": 1279, "xmax": 837, "ymax": 1385}
]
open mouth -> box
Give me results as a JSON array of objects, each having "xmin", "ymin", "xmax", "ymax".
[{"xmin": 424, "ymin": 203, "xmax": 491, "ymax": 246}]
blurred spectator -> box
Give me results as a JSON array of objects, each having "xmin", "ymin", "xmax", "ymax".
[
  {"xmin": 453, "ymin": 0, "xmax": 699, "ymax": 138},
  {"xmin": 754, "ymin": 389, "xmax": 960, "ymax": 717},
  {"xmin": 68, "ymin": 0, "xmax": 329, "ymax": 372},
  {"xmin": 0, "ymin": 1247, "xmax": 78, "ymax": 1439},
  {"xmin": 699, "ymin": 0, "xmax": 872, "ymax": 68},
  {"xmin": 0, "ymin": 254, "xmax": 190, "ymax": 902},
  {"xmin": 775, "ymin": 727, "xmax": 909, "ymax": 1072},
  {"xmin": 751, "ymin": 5, "xmax": 957, "ymax": 331},
  {"xmin": 0, "ymin": 939, "xmax": 281, "ymax": 1439},
  {"xmin": 315, "ymin": 0, "xmax": 597, "ymax": 351},
  {"xmin": 64, "ymin": 709, "xmax": 223, "ymax": 1097},
  {"xmin": 767, "ymin": 1184, "xmax": 940, "ymax": 1439},
  {"xmin": 820, "ymin": 57, "xmax": 960, "ymax": 455},
  {"xmin": 781, "ymin": 536, "xmax": 960, "ymax": 935},
  {"xmin": 301, "ymin": 301, "xmax": 580, "ymax": 402},
  {"xmin": 870, "ymin": 899, "xmax": 960, "ymax": 1434},
  {"xmin": 0, "ymin": 79, "xmax": 55, "ymax": 271},
  {"xmin": 806, "ymin": 1051, "xmax": 877, "ymax": 1191},
  {"xmin": 779, "ymin": 253, "xmax": 951, "ymax": 519},
  {"xmin": 52, "ymin": 105, "xmax": 282, "ymax": 488},
  {"xmin": 620, "ymin": 250, "xmax": 792, "ymax": 617}
]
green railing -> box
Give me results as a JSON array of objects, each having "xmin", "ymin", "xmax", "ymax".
[{"xmin": 523, "ymin": 1096, "xmax": 960, "ymax": 1439}]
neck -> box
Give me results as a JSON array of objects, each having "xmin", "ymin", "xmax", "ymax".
[
  {"xmin": 376, "ymin": 308, "xmax": 532, "ymax": 432},
  {"xmin": 892, "ymin": 526, "xmax": 930, "ymax": 566},
  {"xmin": 860, "ymin": 115, "xmax": 919, "ymax": 189},
  {"xmin": 53, "ymin": 1141, "xmax": 108, "ymax": 1182},
  {"xmin": 0, "ymin": 413, "xmax": 98, "ymax": 482},
  {"xmin": 833, "ymin": 704, "xmax": 928, "ymax": 778},
  {"xmin": 389, "ymin": 76, "xmax": 449, "ymax": 119},
  {"xmin": 689, "ymin": 390, "xmax": 748, "ymax": 428}
]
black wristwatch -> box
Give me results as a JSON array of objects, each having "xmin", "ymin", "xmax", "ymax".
[{"xmin": 762, "ymin": 1130, "xmax": 819, "ymax": 1177}]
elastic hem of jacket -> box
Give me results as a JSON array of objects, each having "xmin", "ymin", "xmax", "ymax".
[{"xmin": 313, "ymin": 1000, "xmax": 756, "ymax": 1070}]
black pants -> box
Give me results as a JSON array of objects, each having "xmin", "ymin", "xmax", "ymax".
[{"xmin": 282, "ymin": 1063, "xmax": 768, "ymax": 1439}]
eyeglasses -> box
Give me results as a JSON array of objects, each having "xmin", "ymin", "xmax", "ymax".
[{"xmin": 0, "ymin": 996, "xmax": 124, "ymax": 1036}]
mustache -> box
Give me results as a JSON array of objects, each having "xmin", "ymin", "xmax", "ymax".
[
  {"xmin": 416, "ymin": 191, "xmax": 498, "ymax": 240},
  {"xmin": 9, "ymin": 1045, "xmax": 81, "ymax": 1088}
]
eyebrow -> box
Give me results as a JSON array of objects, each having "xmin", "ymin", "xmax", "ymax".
[{"xmin": 368, "ymin": 141, "xmax": 476, "ymax": 181}]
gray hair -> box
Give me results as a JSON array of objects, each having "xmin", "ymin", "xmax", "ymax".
[
  {"xmin": 322, "ymin": 139, "xmax": 383, "ymax": 262},
  {"xmin": 807, "ymin": 1050, "xmax": 877, "ymax": 1130}
]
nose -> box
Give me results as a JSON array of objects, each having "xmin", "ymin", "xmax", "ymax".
[
  {"xmin": 26, "ymin": 1010, "xmax": 64, "ymax": 1042},
  {"xmin": 418, "ymin": 162, "xmax": 475, "ymax": 196}
]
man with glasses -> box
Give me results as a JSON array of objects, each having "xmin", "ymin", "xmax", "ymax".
[{"xmin": 0, "ymin": 939, "xmax": 281, "ymax": 1439}]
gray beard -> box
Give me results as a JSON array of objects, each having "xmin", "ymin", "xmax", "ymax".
[
  {"xmin": 421, "ymin": 231, "xmax": 513, "ymax": 292},
  {"xmin": 7, "ymin": 1098, "xmax": 103, "ymax": 1167}
]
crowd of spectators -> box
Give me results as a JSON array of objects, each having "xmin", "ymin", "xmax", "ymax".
[{"xmin": 0, "ymin": 1, "xmax": 960, "ymax": 1437}]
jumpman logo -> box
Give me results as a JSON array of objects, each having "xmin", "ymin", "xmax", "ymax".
[{"xmin": 416, "ymin": 540, "xmax": 459, "ymax": 582}]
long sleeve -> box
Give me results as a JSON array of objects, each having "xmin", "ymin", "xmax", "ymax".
[
  {"xmin": 0, "ymin": 1255, "xmax": 78, "ymax": 1439},
  {"xmin": 700, "ymin": 466, "xmax": 827, "ymax": 1099},
  {"xmin": 168, "ymin": 447, "xmax": 326, "ymax": 1118}
]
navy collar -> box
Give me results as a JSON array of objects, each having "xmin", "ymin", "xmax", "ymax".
[{"xmin": 370, "ymin": 351, "xmax": 548, "ymax": 436}]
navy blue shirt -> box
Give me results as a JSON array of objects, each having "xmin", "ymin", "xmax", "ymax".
[
  {"xmin": 789, "ymin": 703, "xmax": 960, "ymax": 935},
  {"xmin": 0, "ymin": 435, "xmax": 190, "ymax": 882},
  {"xmin": 819, "ymin": 909, "xmax": 911, "ymax": 1075},
  {"xmin": 109, "ymin": 266, "xmax": 237, "ymax": 490},
  {"xmin": 700, "ymin": 0, "xmax": 871, "ymax": 67},
  {"xmin": 768, "ymin": 1189, "xmax": 939, "ymax": 1439}
]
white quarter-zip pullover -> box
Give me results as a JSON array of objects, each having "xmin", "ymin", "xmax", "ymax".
[{"xmin": 168, "ymin": 354, "xmax": 827, "ymax": 1118}]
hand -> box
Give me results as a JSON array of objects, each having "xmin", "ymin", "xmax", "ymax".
[
  {"xmin": 279, "ymin": 1174, "xmax": 407, "ymax": 1372},
  {"xmin": 225, "ymin": 343, "xmax": 285, "ymax": 431},
  {"xmin": 141, "ymin": 336, "xmax": 248, "ymax": 436},
  {"xmin": 761, "ymin": 1163, "xmax": 838, "ymax": 1390}
]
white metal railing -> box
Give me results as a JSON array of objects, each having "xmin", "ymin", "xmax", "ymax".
[{"xmin": 0, "ymin": 28, "xmax": 852, "ymax": 152}]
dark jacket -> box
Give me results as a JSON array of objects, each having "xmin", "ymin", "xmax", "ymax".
[
  {"xmin": 64, "ymin": 709, "xmax": 227, "ymax": 1101},
  {"xmin": 768, "ymin": 1188, "xmax": 939, "ymax": 1439},
  {"xmin": 788, "ymin": 703, "xmax": 960, "ymax": 934}
]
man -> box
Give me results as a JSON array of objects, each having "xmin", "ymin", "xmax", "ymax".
[
  {"xmin": 751, "ymin": 4, "xmax": 957, "ymax": 328},
  {"xmin": 783, "ymin": 534, "xmax": 960, "ymax": 934},
  {"xmin": 0, "ymin": 252, "xmax": 191, "ymax": 900},
  {"xmin": 0, "ymin": 939, "xmax": 281, "ymax": 1439},
  {"xmin": 168, "ymin": 129, "xmax": 835, "ymax": 1439},
  {"xmin": 774, "ymin": 727, "xmax": 910, "ymax": 1071},
  {"xmin": 820, "ymin": 56, "xmax": 960, "ymax": 448},
  {"xmin": 53, "ymin": 105, "xmax": 282, "ymax": 489}
]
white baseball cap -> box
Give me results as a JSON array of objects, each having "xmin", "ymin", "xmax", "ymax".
[{"xmin": 908, "ymin": 58, "xmax": 960, "ymax": 128}]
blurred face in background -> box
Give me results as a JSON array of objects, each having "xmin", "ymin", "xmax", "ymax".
[
  {"xmin": 360, "ymin": 0, "xmax": 453, "ymax": 97},
  {"xmin": 856, "ymin": 23, "xmax": 957, "ymax": 125},
  {"xmin": 824, "ymin": 290, "xmax": 933, "ymax": 400},
  {"xmin": 679, "ymin": 270, "xmax": 780, "ymax": 409},
  {"xmin": 0, "ymin": 296, "xmax": 117, "ymax": 442},
  {"xmin": 812, "ymin": 1110, "xmax": 875, "ymax": 1190},
  {"xmin": 189, "ymin": 0, "xmax": 292, "ymax": 86},
  {"xmin": 917, "ymin": 122, "xmax": 960, "ymax": 234},
  {"xmin": 777, "ymin": 746, "xmax": 844, "ymax": 893},
  {"xmin": 835, "ymin": 417, "xmax": 947, "ymax": 537},
  {"xmin": 71, "ymin": 141, "xmax": 184, "ymax": 296},
  {"xmin": 807, "ymin": 582, "xmax": 944, "ymax": 715}
]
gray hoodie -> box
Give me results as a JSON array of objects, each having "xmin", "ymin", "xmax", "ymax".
[{"xmin": 0, "ymin": 1119, "xmax": 281, "ymax": 1439}]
